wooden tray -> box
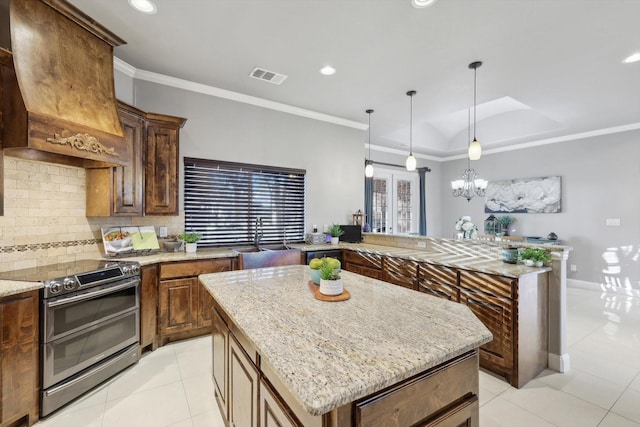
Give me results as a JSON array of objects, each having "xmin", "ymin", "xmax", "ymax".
[{"xmin": 307, "ymin": 280, "xmax": 351, "ymax": 302}]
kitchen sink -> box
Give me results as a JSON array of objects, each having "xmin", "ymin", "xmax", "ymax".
[{"xmin": 233, "ymin": 245, "xmax": 301, "ymax": 269}]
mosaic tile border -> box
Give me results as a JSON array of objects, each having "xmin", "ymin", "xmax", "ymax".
[{"xmin": 0, "ymin": 239, "xmax": 102, "ymax": 253}]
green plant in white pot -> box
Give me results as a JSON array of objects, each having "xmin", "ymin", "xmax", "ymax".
[
  {"xmin": 318, "ymin": 258, "xmax": 343, "ymax": 296},
  {"xmin": 328, "ymin": 224, "xmax": 344, "ymax": 245},
  {"xmin": 180, "ymin": 232, "xmax": 202, "ymax": 253},
  {"xmin": 519, "ymin": 247, "xmax": 551, "ymax": 267}
]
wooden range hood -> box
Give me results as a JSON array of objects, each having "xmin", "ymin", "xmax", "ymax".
[{"xmin": 1, "ymin": 0, "xmax": 129, "ymax": 168}]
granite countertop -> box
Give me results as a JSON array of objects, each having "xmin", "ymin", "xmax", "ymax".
[
  {"xmin": 0, "ymin": 280, "xmax": 44, "ymax": 298},
  {"xmin": 199, "ymin": 265, "xmax": 492, "ymax": 416}
]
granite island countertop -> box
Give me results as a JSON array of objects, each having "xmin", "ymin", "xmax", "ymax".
[{"xmin": 199, "ymin": 265, "xmax": 492, "ymax": 416}]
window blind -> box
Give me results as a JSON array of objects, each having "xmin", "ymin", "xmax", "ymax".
[{"xmin": 184, "ymin": 158, "xmax": 306, "ymax": 247}]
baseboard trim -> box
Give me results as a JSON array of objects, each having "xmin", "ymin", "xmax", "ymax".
[{"xmin": 548, "ymin": 352, "xmax": 570, "ymax": 373}]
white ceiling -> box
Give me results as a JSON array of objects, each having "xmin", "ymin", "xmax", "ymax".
[{"xmin": 69, "ymin": 0, "xmax": 640, "ymax": 160}]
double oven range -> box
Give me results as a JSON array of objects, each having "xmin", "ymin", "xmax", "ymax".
[{"xmin": 0, "ymin": 259, "xmax": 141, "ymax": 417}]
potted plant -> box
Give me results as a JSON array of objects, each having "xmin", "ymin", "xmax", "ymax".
[
  {"xmin": 497, "ymin": 216, "xmax": 516, "ymax": 236},
  {"xmin": 309, "ymin": 257, "xmax": 340, "ymax": 285},
  {"xmin": 519, "ymin": 247, "xmax": 551, "ymax": 267},
  {"xmin": 328, "ymin": 224, "xmax": 344, "ymax": 245},
  {"xmin": 318, "ymin": 258, "xmax": 343, "ymax": 296},
  {"xmin": 179, "ymin": 231, "xmax": 202, "ymax": 253}
]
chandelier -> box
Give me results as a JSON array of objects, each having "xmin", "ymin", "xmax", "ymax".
[
  {"xmin": 451, "ymin": 167, "xmax": 487, "ymax": 202},
  {"xmin": 452, "ymin": 108, "xmax": 487, "ymax": 201}
]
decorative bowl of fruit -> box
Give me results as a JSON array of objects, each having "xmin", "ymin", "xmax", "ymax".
[{"xmin": 309, "ymin": 257, "xmax": 341, "ymax": 285}]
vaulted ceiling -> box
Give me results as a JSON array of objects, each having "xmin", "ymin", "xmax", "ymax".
[{"xmin": 69, "ymin": 0, "xmax": 640, "ymax": 160}]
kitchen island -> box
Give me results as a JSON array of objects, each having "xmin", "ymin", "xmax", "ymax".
[{"xmin": 200, "ymin": 265, "xmax": 492, "ymax": 427}]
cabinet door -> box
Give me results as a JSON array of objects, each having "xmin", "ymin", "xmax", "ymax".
[
  {"xmin": 418, "ymin": 263, "xmax": 459, "ymax": 301},
  {"xmin": 198, "ymin": 282, "xmax": 215, "ymax": 328},
  {"xmin": 419, "ymin": 397, "xmax": 478, "ymax": 427},
  {"xmin": 343, "ymin": 250, "xmax": 383, "ymax": 280},
  {"xmin": 229, "ymin": 335, "xmax": 259, "ymax": 427},
  {"xmin": 113, "ymin": 104, "xmax": 144, "ymax": 215},
  {"xmin": 211, "ymin": 309, "xmax": 229, "ymax": 422},
  {"xmin": 1, "ymin": 290, "xmax": 38, "ymax": 425},
  {"xmin": 459, "ymin": 288, "xmax": 514, "ymax": 374},
  {"xmin": 382, "ymin": 257, "xmax": 418, "ymax": 290},
  {"xmin": 260, "ymin": 379, "xmax": 298, "ymax": 427},
  {"xmin": 145, "ymin": 122, "xmax": 179, "ymax": 215},
  {"xmin": 140, "ymin": 264, "xmax": 158, "ymax": 351},
  {"xmin": 158, "ymin": 278, "xmax": 198, "ymax": 335}
]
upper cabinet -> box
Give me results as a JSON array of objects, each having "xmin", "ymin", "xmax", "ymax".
[{"xmin": 86, "ymin": 102, "xmax": 186, "ymax": 217}]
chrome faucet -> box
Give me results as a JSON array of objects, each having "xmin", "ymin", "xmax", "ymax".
[{"xmin": 254, "ymin": 217, "xmax": 263, "ymax": 247}]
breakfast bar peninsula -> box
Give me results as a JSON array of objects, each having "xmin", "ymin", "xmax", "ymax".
[{"xmin": 200, "ymin": 265, "xmax": 492, "ymax": 427}]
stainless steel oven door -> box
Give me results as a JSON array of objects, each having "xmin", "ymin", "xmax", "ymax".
[
  {"xmin": 43, "ymin": 278, "xmax": 139, "ymax": 343},
  {"xmin": 42, "ymin": 309, "xmax": 139, "ymax": 389}
]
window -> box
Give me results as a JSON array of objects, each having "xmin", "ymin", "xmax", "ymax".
[
  {"xmin": 184, "ymin": 158, "xmax": 306, "ymax": 247},
  {"xmin": 371, "ymin": 168, "xmax": 418, "ymax": 234}
]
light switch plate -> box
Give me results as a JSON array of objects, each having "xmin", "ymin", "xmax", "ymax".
[
  {"xmin": 417, "ymin": 241, "xmax": 426, "ymax": 248},
  {"xmin": 159, "ymin": 226, "xmax": 168, "ymax": 238},
  {"xmin": 605, "ymin": 218, "xmax": 621, "ymax": 227}
]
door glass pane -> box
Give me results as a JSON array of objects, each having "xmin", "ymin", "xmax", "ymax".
[
  {"xmin": 396, "ymin": 179, "xmax": 412, "ymax": 234},
  {"xmin": 372, "ymin": 178, "xmax": 388, "ymax": 233}
]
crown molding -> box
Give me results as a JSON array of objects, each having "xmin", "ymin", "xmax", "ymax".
[{"xmin": 113, "ymin": 57, "xmax": 367, "ymax": 131}]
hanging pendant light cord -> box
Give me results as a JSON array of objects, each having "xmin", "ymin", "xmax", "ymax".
[
  {"xmin": 467, "ymin": 108, "xmax": 471, "ymax": 169},
  {"xmin": 410, "ymin": 94, "xmax": 413, "ymax": 155},
  {"xmin": 368, "ymin": 111, "xmax": 372, "ymax": 159},
  {"xmin": 473, "ymin": 66, "xmax": 477, "ymax": 141}
]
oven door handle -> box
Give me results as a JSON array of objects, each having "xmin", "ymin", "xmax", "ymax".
[{"xmin": 46, "ymin": 279, "xmax": 139, "ymax": 308}]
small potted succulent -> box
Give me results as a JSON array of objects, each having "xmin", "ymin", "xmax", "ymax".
[
  {"xmin": 318, "ymin": 258, "xmax": 343, "ymax": 296},
  {"xmin": 328, "ymin": 224, "xmax": 344, "ymax": 245},
  {"xmin": 179, "ymin": 231, "xmax": 202, "ymax": 253},
  {"xmin": 309, "ymin": 256, "xmax": 340, "ymax": 285}
]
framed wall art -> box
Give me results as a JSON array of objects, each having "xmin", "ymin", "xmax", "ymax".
[{"xmin": 484, "ymin": 176, "xmax": 561, "ymax": 213}]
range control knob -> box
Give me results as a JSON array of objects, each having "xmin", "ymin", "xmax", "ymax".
[
  {"xmin": 63, "ymin": 277, "xmax": 76, "ymax": 291},
  {"xmin": 130, "ymin": 264, "xmax": 140, "ymax": 274},
  {"xmin": 49, "ymin": 281, "xmax": 62, "ymax": 294},
  {"xmin": 121, "ymin": 265, "xmax": 131, "ymax": 275}
]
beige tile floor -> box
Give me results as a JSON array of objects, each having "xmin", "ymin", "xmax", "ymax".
[{"xmin": 34, "ymin": 287, "xmax": 640, "ymax": 427}]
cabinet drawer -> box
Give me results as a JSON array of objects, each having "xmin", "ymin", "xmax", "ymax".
[
  {"xmin": 382, "ymin": 257, "xmax": 418, "ymax": 290},
  {"xmin": 355, "ymin": 351, "xmax": 478, "ymax": 427},
  {"xmin": 160, "ymin": 258, "xmax": 233, "ymax": 279},
  {"xmin": 459, "ymin": 270, "xmax": 514, "ymax": 299},
  {"xmin": 343, "ymin": 250, "xmax": 382, "ymax": 270},
  {"xmin": 417, "ymin": 278, "xmax": 458, "ymax": 301},
  {"xmin": 419, "ymin": 263, "xmax": 458, "ymax": 286}
]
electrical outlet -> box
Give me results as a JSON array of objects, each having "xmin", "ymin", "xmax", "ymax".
[
  {"xmin": 606, "ymin": 218, "xmax": 621, "ymax": 226},
  {"xmin": 417, "ymin": 241, "xmax": 426, "ymax": 248},
  {"xmin": 570, "ymin": 264, "xmax": 577, "ymax": 272}
]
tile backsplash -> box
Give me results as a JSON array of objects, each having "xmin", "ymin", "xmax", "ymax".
[{"xmin": 0, "ymin": 157, "xmax": 184, "ymax": 272}]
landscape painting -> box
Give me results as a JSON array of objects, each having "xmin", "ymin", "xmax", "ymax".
[{"xmin": 484, "ymin": 176, "xmax": 561, "ymax": 213}]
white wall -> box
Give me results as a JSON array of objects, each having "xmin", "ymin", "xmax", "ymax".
[
  {"xmin": 131, "ymin": 79, "xmax": 365, "ymax": 234},
  {"xmin": 440, "ymin": 130, "xmax": 640, "ymax": 288}
]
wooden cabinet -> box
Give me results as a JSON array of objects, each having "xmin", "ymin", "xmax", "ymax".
[
  {"xmin": 212, "ymin": 308, "xmax": 229, "ymax": 422},
  {"xmin": 344, "ymin": 251, "xmax": 547, "ymax": 388},
  {"xmin": 158, "ymin": 258, "xmax": 234, "ymax": 345},
  {"xmin": 144, "ymin": 113, "xmax": 185, "ymax": 216},
  {"xmin": 260, "ymin": 380, "xmax": 297, "ymax": 427},
  {"xmin": 86, "ymin": 103, "xmax": 186, "ymax": 217},
  {"xmin": 229, "ymin": 334, "xmax": 259, "ymax": 427},
  {"xmin": 417, "ymin": 262, "xmax": 459, "ymax": 301},
  {"xmin": 0, "ymin": 290, "xmax": 39, "ymax": 427},
  {"xmin": 140, "ymin": 264, "xmax": 158, "ymax": 352},
  {"xmin": 343, "ymin": 250, "xmax": 383, "ymax": 279},
  {"xmin": 211, "ymin": 299, "xmax": 480, "ymax": 427},
  {"xmin": 382, "ymin": 257, "xmax": 418, "ymax": 290}
]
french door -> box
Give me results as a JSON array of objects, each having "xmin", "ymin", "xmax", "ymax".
[{"xmin": 371, "ymin": 168, "xmax": 418, "ymax": 234}]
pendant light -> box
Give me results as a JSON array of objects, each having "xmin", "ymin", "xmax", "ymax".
[
  {"xmin": 467, "ymin": 61, "xmax": 482, "ymax": 160},
  {"xmin": 451, "ymin": 109, "xmax": 487, "ymax": 201},
  {"xmin": 405, "ymin": 90, "xmax": 417, "ymax": 171},
  {"xmin": 364, "ymin": 109, "xmax": 374, "ymax": 178}
]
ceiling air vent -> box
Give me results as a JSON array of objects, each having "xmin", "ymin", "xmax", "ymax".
[{"xmin": 249, "ymin": 67, "xmax": 288, "ymax": 85}]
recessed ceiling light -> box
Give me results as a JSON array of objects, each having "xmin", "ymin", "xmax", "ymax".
[
  {"xmin": 320, "ymin": 66, "xmax": 336, "ymax": 76},
  {"xmin": 623, "ymin": 52, "xmax": 640, "ymax": 64},
  {"xmin": 412, "ymin": 0, "xmax": 437, "ymax": 8},
  {"xmin": 128, "ymin": 0, "xmax": 157, "ymax": 14}
]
